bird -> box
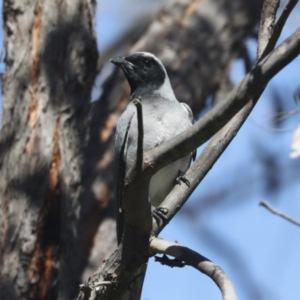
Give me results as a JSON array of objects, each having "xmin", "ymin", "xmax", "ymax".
[{"xmin": 111, "ymin": 52, "xmax": 195, "ymax": 299}]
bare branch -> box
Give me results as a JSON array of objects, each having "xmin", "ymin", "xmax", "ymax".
[
  {"xmin": 257, "ymin": 0, "xmax": 280, "ymax": 60},
  {"xmin": 133, "ymin": 97, "xmax": 144, "ymax": 173},
  {"xmin": 261, "ymin": 0, "xmax": 299, "ymax": 59},
  {"xmin": 150, "ymin": 237, "xmax": 238, "ymax": 300},
  {"xmin": 259, "ymin": 200, "xmax": 300, "ymax": 227}
]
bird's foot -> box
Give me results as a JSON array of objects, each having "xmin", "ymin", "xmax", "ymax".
[
  {"xmin": 155, "ymin": 254, "xmax": 185, "ymax": 268},
  {"xmin": 152, "ymin": 206, "xmax": 169, "ymax": 226},
  {"xmin": 175, "ymin": 170, "xmax": 190, "ymax": 187}
]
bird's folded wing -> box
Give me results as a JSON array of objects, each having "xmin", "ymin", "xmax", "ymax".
[
  {"xmin": 181, "ymin": 102, "xmax": 197, "ymax": 162},
  {"xmin": 114, "ymin": 103, "xmax": 136, "ymax": 243}
]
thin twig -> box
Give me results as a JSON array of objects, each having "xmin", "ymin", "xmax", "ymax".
[
  {"xmin": 132, "ymin": 96, "xmax": 143, "ymax": 173},
  {"xmin": 150, "ymin": 237, "xmax": 238, "ymax": 300},
  {"xmin": 259, "ymin": 200, "xmax": 300, "ymax": 227},
  {"xmin": 261, "ymin": 0, "xmax": 299, "ymax": 59}
]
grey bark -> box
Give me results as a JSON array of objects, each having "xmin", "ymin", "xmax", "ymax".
[
  {"xmin": 150, "ymin": 237, "xmax": 238, "ymax": 300},
  {"xmin": 257, "ymin": 0, "xmax": 280, "ymax": 59},
  {"xmin": 0, "ymin": 1, "xmax": 98, "ymax": 299}
]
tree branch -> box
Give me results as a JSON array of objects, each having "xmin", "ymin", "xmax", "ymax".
[
  {"xmin": 259, "ymin": 200, "xmax": 300, "ymax": 227},
  {"xmin": 261, "ymin": 0, "xmax": 299, "ymax": 59},
  {"xmin": 150, "ymin": 237, "xmax": 238, "ymax": 300},
  {"xmin": 133, "ymin": 96, "xmax": 144, "ymax": 173},
  {"xmin": 257, "ymin": 0, "xmax": 280, "ymax": 60}
]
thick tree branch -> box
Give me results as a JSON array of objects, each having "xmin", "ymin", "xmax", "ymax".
[
  {"xmin": 259, "ymin": 200, "xmax": 300, "ymax": 227},
  {"xmin": 261, "ymin": 0, "xmax": 299, "ymax": 59},
  {"xmin": 150, "ymin": 237, "xmax": 238, "ymax": 300},
  {"xmin": 257, "ymin": 0, "xmax": 280, "ymax": 59}
]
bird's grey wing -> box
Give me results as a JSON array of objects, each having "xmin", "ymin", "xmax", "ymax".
[
  {"xmin": 181, "ymin": 102, "xmax": 197, "ymax": 162},
  {"xmin": 114, "ymin": 104, "xmax": 135, "ymax": 244}
]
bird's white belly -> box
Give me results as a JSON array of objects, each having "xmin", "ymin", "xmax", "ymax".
[{"xmin": 149, "ymin": 155, "xmax": 190, "ymax": 207}]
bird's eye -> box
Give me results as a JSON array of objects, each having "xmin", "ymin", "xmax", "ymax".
[{"xmin": 143, "ymin": 59, "xmax": 152, "ymax": 67}]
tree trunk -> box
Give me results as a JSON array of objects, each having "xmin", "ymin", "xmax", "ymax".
[{"xmin": 0, "ymin": 1, "xmax": 98, "ymax": 299}]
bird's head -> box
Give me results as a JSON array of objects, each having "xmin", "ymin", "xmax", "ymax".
[{"xmin": 110, "ymin": 52, "xmax": 173, "ymax": 99}]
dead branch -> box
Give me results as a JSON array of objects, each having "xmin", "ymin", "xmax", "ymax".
[
  {"xmin": 259, "ymin": 200, "xmax": 300, "ymax": 227},
  {"xmin": 150, "ymin": 237, "xmax": 238, "ymax": 300},
  {"xmin": 261, "ymin": 0, "xmax": 299, "ymax": 59},
  {"xmin": 257, "ymin": 0, "xmax": 280, "ymax": 59}
]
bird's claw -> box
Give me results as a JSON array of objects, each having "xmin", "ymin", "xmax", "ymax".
[
  {"xmin": 175, "ymin": 170, "xmax": 190, "ymax": 187},
  {"xmin": 152, "ymin": 206, "xmax": 169, "ymax": 226}
]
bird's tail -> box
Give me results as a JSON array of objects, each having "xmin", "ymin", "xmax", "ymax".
[{"xmin": 121, "ymin": 263, "xmax": 148, "ymax": 300}]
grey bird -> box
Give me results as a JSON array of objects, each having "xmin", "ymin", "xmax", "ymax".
[{"xmin": 111, "ymin": 52, "xmax": 195, "ymax": 299}]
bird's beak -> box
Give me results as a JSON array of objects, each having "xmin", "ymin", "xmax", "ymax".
[
  {"xmin": 110, "ymin": 56, "xmax": 126, "ymax": 66},
  {"xmin": 110, "ymin": 56, "xmax": 135, "ymax": 70}
]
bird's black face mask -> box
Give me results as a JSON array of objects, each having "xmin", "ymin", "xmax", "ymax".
[{"xmin": 110, "ymin": 53, "xmax": 166, "ymax": 97}]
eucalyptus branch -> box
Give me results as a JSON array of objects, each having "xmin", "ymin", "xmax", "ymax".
[
  {"xmin": 258, "ymin": 0, "xmax": 280, "ymax": 60},
  {"xmin": 150, "ymin": 237, "xmax": 238, "ymax": 300},
  {"xmin": 261, "ymin": 0, "xmax": 299, "ymax": 59}
]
